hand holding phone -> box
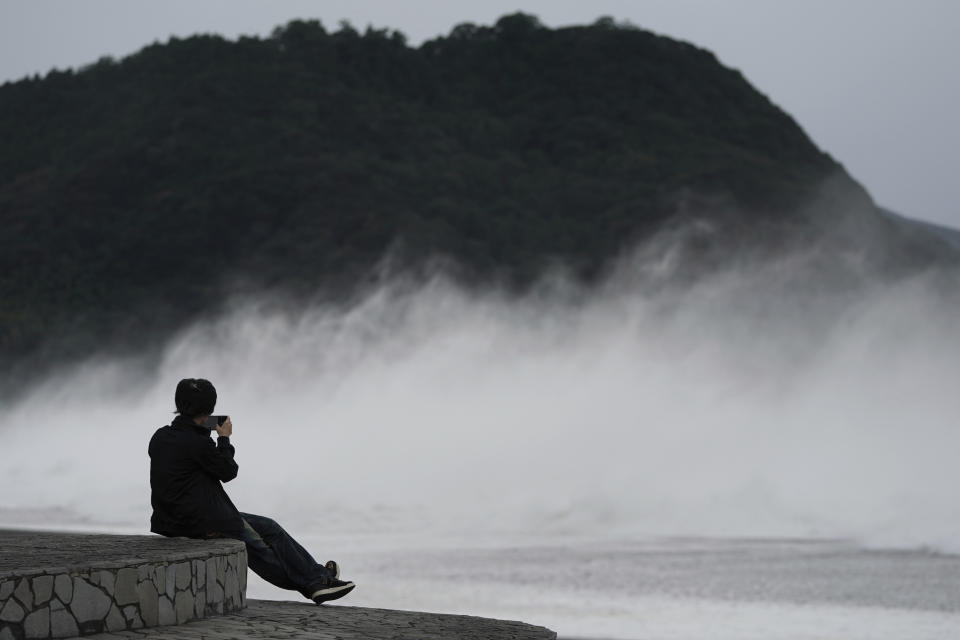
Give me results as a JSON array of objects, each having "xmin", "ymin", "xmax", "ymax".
[
  {"xmin": 203, "ymin": 415, "xmax": 228, "ymax": 430},
  {"xmin": 215, "ymin": 416, "xmax": 232, "ymax": 438}
]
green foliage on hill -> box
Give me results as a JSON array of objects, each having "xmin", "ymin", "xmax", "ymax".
[{"xmin": 0, "ymin": 13, "xmax": 942, "ymax": 370}]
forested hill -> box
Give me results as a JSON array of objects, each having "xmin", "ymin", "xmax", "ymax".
[{"xmin": 0, "ymin": 13, "xmax": 954, "ymax": 375}]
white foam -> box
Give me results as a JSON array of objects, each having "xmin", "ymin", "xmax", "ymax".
[{"xmin": 1, "ymin": 239, "xmax": 959, "ymax": 552}]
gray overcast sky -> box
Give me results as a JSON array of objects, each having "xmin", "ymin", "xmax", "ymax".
[{"xmin": 1, "ymin": 0, "xmax": 957, "ymax": 228}]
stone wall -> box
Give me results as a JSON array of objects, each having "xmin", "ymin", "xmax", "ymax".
[{"xmin": 0, "ymin": 532, "xmax": 246, "ymax": 639}]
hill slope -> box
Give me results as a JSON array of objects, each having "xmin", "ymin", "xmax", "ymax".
[{"xmin": 0, "ymin": 13, "xmax": 954, "ymax": 374}]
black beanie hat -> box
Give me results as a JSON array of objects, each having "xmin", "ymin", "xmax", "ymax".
[{"xmin": 175, "ymin": 378, "xmax": 217, "ymax": 417}]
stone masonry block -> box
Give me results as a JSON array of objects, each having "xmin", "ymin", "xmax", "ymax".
[
  {"xmin": 174, "ymin": 590, "xmax": 193, "ymax": 624},
  {"xmin": 24, "ymin": 607, "xmax": 50, "ymax": 639},
  {"xmin": 216, "ymin": 556, "xmax": 226, "ymax": 586},
  {"xmin": 157, "ymin": 596, "xmax": 175, "ymax": 626},
  {"xmin": 0, "ymin": 599, "xmax": 24, "ymax": 623},
  {"xmin": 205, "ymin": 559, "xmax": 216, "ymax": 593},
  {"xmin": 175, "ymin": 562, "xmax": 191, "ymax": 591},
  {"xmin": 238, "ymin": 558, "xmax": 248, "ymax": 593},
  {"xmin": 97, "ymin": 570, "xmax": 115, "ymax": 597},
  {"xmin": 137, "ymin": 564, "xmax": 151, "ymax": 584},
  {"xmin": 114, "ymin": 567, "xmax": 138, "ymax": 606},
  {"xmin": 152, "ymin": 566, "xmax": 165, "ymax": 595},
  {"xmin": 122, "ymin": 605, "xmax": 143, "ymax": 630},
  {"xmin": 138, "ymin": 580, "xmax": 158, "ymax": 627},
  {"xmin": 165, "ymin": 564, "xmax": 176, "ymax": 600},
  {"xmin": 224, "ymin": 568, "xmax": 239, "ymax": 608},
  {"xmin": 49, "ymin": 599, "xmax": 78, "ymax": 639},
  {"xmin": 193, "ymin": 589, "xmax": 205, "ymax": 618},
  {"xmin": 105, "ymin": 603, "xmax": 126, "ymax": 633},
  {"xmin": 70, "ymin": 576, "xmax": 111, "ymax": 624},
  {"xmin": 131, "ymin": 611, "xmax": 144, "ymax": 629},
  {"xmin": 14, "ymin": 579, "xmax": 32, "ymax": 609},
  {"xmin": 32, "ymin": 575, "xmax": 54, "ymax": 605},
  {"xmin": 0, "ymin": 581, "xmax": 12, "ymax": 600},
  {"xmin": 193, "ymin": 560, "xmax": 204, "ymax": 590},
  {"xmin": 208, "ymin": 576, "xmax": 223, "ymax": 606},
  {"xmin": 54, "ymin": 574, "xmax": 72, "ymax": 605},
  {"xmin": 0, "ymin": 626, "xmax": 14, "ymax": 640}
]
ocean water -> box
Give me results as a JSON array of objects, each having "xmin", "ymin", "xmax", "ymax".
[
  {"xmin": 241, "ymin": 532, "xmax": 960, "ymax": 640},
  {"xmin": 4, "ymin": 515, "xmax": 959, "ymax": 639},
  {"xmin": 2, "ymin": 240, "xmax": 959, "ymax": 638}
]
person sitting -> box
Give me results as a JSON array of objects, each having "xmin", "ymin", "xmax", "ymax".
[{"xmin": 148, "ymin": 378, "xmax": 355, "ymax": 604}]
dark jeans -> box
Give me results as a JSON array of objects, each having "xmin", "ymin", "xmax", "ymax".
[{"xmin": 220, "ymin": 512, "xmax": 332, "ymax": 599}]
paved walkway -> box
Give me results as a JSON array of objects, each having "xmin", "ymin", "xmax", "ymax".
[{"xmin": 78, "ymin": 599, "xmax": 557, "ymax": 639}]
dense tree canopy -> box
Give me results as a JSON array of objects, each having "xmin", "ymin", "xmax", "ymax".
[{"xmin": 0, "ymin": 13, "xmax": 951, "ymax": 376}]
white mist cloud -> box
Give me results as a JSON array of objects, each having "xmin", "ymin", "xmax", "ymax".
[{"xmin": 1, "ymin": 229, "xmax": 958, "ymax": 551}]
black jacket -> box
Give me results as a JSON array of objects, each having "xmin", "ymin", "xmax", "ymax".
[{"xmin": 148, "ymin": 415, "xmax": 244, "ymax": 537}]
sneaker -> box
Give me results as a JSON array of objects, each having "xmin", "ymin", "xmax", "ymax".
[
  {"xmin": 311, "ymin": 578, "xmax": 355, "ymax": 604},
  {"xmin": 324, "ymin": 560, "xmax": 340, "ymax": 579}
]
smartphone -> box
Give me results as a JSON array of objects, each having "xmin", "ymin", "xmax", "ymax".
[{"xmin": 204, "ymin": 415, "xmax": 229, "ymax": 430}]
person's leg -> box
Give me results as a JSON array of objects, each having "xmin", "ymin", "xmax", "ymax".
[
  {"xmin": 237, "ymin": 512, "xmax": 332, "ymax": 599},
  {"xmin": 217, "ymin": 517, "xmax": 302, "ymax": 594}
]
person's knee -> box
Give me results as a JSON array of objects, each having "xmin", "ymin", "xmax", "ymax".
[
  {"xmin": 248, "ymin": 514, "xmax": 286, "ymax": 537},
  {"xmin": 263, "ymin": 517, "xmax": 285, "ymax": 535}
]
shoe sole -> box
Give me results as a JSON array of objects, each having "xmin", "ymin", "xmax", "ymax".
[{"xmin": 312, "ymin": 582, "xmax": 355, "ymax": 604}]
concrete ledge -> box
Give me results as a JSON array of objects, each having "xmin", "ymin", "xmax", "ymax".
[
  {"xmin": 81, "ymin": 599, "xmax": 559, "ymax": 639},
  {"xmin": 1, "ymin": 530, "xmax": 558, "ymax": 640},
  {"xmin": 0, "ymin": 530, "xmax": 247, "ymax": 639}
]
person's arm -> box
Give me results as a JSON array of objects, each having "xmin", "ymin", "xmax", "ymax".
[{"xmin": 194, "ymin": 418, "xmax": 239, "ymax": 482}]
